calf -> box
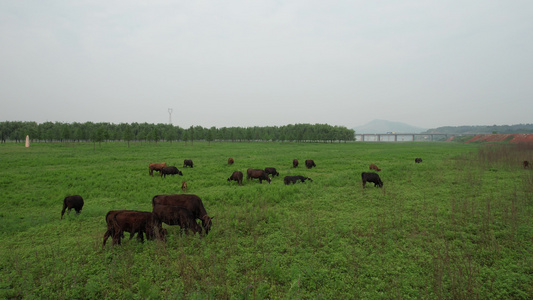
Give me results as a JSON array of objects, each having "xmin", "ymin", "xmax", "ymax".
[
  {"xmin": 183, "ymin": 159, "xmax": 194, "ymax": 168},
  {"xmin": 362, "ymin": 172, "xmax": 383, "ymax": 188},
  {"xmin": 160, "ymin": 166, "xmax": 183, "ymax": 178},
  {"xmin": 181, "ymin": 181, "xmax": 187, "ymax": 193},
  {"xmin": 524, "ymin": 160, "xmax": 530, "ymax": 169},
  {"xmin": 228, "ymin": 171, "xmax": 244, "ymax": 186},
  {"xmin": 228, "ymin": 158, "xmax": 234, "ymax": 165},
  {"xmin": 284, "ymin": 175, "xmax": 313, "ymax": 185},
  {"xmin": 293, "ymin": 159, "xmax": 299, "ymax": 168},
  {"xmin": 152, "ymin": 204, "xmax": 202, "ymax": 235},
  {"xmin": 264, "ymin": 167, "xmax": 279, "ymax": 177},
  {"xmin": 305, "ymin": 160, "xmax": 316, "ymax": 169},
  {"xmin": 415, "ymin": 158, "xmax": 422, "ymax": 163},
  {"xmin": 246, "ymin": 168, "xmax": 271, "ymax": 184},
  {"xmin": 369, "ymin": 164, "xmax": 381, "ymax": 171},
  {"xmin": 102, "ymin": 210, "xmax": 166, "ymax": 248},
  {"xmin": 149, "ymin": 162, "xmax": 167, "ymax": 177},
  {"xmin": 61, "ymin": 195, "xmax": 84, "ymax": 219}
]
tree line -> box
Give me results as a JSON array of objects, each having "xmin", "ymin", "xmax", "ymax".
[{"xmin": 0, "ymin": 121, "xmax": 355, "ymax": 144}]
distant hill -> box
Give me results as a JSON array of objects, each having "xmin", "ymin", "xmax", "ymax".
[
  {"xmin": 353, "ymin": 119, "xmax": 426, "ymax": 134},
  {"xmin": 423, "ymin": 124, "xmax": 533, "ymax": 134}
]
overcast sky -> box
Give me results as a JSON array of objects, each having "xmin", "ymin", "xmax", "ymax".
[{"xmin": 1, "ymin": 1, "xmax": 531, "ymax": 129}]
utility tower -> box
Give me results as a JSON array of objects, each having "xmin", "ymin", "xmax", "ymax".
[{"xmin": 168, "ymin": 108, "xmax": 173, "ymax": 125}]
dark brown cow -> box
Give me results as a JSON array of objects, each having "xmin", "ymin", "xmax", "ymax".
[
  {"xmin": 305, "ymin": 160, "xmax": 316, "ymax": 169},
  {"xmin": 102, "ymin": 210, "xmax": 166, "ymax": 248},
  {"xmin": 293, "ymin": 159, "xmax": 299, "ymax": 168},
  {"xmin": 284, "ymin": 175, "xmax": 313, "ymax": 185},
  {"xmin": 362, "ymin": 172, "xmax": 383, "ymax": 188},
  {"xmin": 160, "ymin": 166, "xmax": 183, "ymax": 178},
  {"xmin": 149, "ymin": 162, "xmax": 167, "ymax": 177},
  {"xmin": 181, "ymin": 181, "xmax": 187, "ymax": 193},
  {"xmin": 369, "ymin": 164, "xmax": 381, "ymax": 171},
  {"xmin": 228, "ymin": 158, "xmax": 234, "ymax": 165},
  {"xmin": 415, "ymin": 158, "xmax": 422, "ymax": 163},
  {"xmin": 152, "ymin": 194, "xmax": 214, "ymax": 235},
  {"xmin": 183, "ymin": 159, "xmax": 194, "ymax": 168},
  {"xmin": 152, "ymin": 204, "xmax": 202, "ymax": 235},
  {"xmin": 246, "ymin": 168, "xmax": 271, "ymax": 184},
  {"xmin": 524, "ymin": 160, "xmax": 530, "ymax": 169},
  {"xmin": 61, "ymin": 195, "xmax": 84, "ymax": 219},
  {"xmin": 227, "ymin": 171, "xmax": 244, "ymax": 186},
  {"xmin": 264, "ymin": 167, "xmax": 279, "ymax": 177}
]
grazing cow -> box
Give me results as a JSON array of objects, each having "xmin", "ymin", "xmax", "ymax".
[
  {"xmin": 61, "ymin": 195, "xmax": 84, "ymax": 219},
  {"xmin": 264, "ymin": 167, "xmax": 280, "ymax": 177},
  {"xmin": 362, "ymin": 172, "xmax": 383, "ymax": 188},
  {"xmin": 293, "ymin": 159, "xmax": 299, "ymax": 168},
  {"xmin": 181, "ymin": 181, "xmax": 187, "ymax": 193},
  {"xmin": 149, "ymin": 162, "xmax": 167, "ymax": 177},
  {"xmin": 228, "ymin": 158, "xmax": 234, "ymax": 165},
  {"xmin": 152, "ymin": 194, "xmax": 214, "ymax": 235},
  {"xmin": 415, "ymin": 158, "xmax": 422, "ymax": 163},
  {"xmin": 152, "ymin": 204, "xmax": 202, "ymax": 235},
  {"xmin": 246, "ymin": 168, "xmax": 271, "ymax": 184},
  {"xmin": 183, "ymin": 159, "xmax": 194, "ymax": 168},
  {"xmin": 227, "ymin": 171, "xmax": 244, "ymax": 186},
  {"xmin": 305, "ymin": 160, "xmax": 316, "ymax": 169},
  {"xmin": 369, "ymin": 164, "xmax": 381, "ymax": 171},
  {"xmin": 102, "ymin": 210, "xmax": 166, "ymax": 248},
  {"xmin": 524, "ymin": 160, "xmax": 530, "ymax": 169},
  {"xmin": 160, "ymin": 166, "xmax": 183, "ymax": 178},
  {"xmin": 283, "ymin": 175, "xmax": 313, "ymax": 185}
]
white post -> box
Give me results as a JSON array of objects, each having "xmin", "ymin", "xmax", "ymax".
[{"xmin": 25, "ymin": 135, "xmax": 30, "ymax": 147}]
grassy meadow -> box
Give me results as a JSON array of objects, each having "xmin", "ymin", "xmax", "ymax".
[{"xmin": 0, "ymin": 141, "xmax": 532, "ymax": 299}]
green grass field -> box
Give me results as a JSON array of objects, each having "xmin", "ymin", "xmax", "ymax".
[{"xmin": 1, "ymin": 141, "xmax": 532, "ymax": 299}]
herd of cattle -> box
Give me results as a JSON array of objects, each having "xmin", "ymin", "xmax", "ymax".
[{"xmin": 60, "ymin": 157, "xmax": 531, "ymax": 248}]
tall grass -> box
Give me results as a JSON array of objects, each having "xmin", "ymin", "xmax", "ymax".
[{"xmin": 0, "ymin": 141, "xmax": 531, "ymax": 298}]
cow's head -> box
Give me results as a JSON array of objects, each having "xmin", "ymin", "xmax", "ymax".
[{"xmin": 201, "ymin": 215, "xmax": 214, "ymax": 235}]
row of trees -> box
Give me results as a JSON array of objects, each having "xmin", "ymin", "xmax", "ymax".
[{"xmin": 0, "ymin": 121, "xmax": 355, "ymax": 144}]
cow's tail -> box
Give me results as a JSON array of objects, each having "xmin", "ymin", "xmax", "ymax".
[
  {"xmin": 60, "ymin": 198, "xmax": 67, "ymax": 219},
  {"xmin": 152, "ymin": 195, "xmax": 159, "ymax": 207}
]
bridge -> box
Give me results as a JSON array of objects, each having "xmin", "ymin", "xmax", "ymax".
[{"xmin": 355, "ymin": 133, "xmax": 456, "ymax": 142}]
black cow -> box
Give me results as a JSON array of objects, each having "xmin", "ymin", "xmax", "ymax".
[
  {"xmin": 152, "ymin": 204, "xmax": 202, "ymax": 235},
  {"xmin": 102, "ymin": 210, "xmax": 166, "ymax": 248},
  {"xmin": 183, "ymin": 159, "xmax": 194, "ymax": 168},
  {"xmin": 227, "ymin": 171, "xmax": 244, "ymax": 186},
  {"xmin": 246, "ymin": 168, "xmax": 271, "ymax": 184},
  {"xmin": 160, "ymin": 166, "xmax": 183, "ymax": 178},
  {"xmin": 293, "ymin": 159, "xmax": 299, "ymax": 168},
  {"xmin": 362, "ymin": 172, "xmax": 383, "ymax": 188},
  {"xmin": 305, "ymin": 160, "xmax": 316, "ymax": 169},
  {"xmin": 61, "ymin": 195, "xmax": 84, "ymax": 219},
  {"xmin": 524, "ymin": 160, "xmax": 530, "ymax": 169},
  {"xmin": 264, "ymin": 167, "xmax": 279, "ymax": 177},
  {"xmin": 283, "ymin": 175, "xmax": 313, "ymax": 185},
  {"xmin": 415, "ymin": 158, "xmax": 422, "ymax": 163},
  {"xmin": 152, "ymin": 194, "xmax": 214, "ymax": 235}
]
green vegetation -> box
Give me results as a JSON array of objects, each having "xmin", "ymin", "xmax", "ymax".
[{"xmin": 1, "ymin": 141, "xmax": 532, "ymax": 299}]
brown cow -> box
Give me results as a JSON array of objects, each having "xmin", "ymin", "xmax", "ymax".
[
  {"xmin": 149, "ymin": 162, "xmax": 167, "ymax": 177},
  {"xmin": 228, "ymin": 171, "xmax": 244, "ymax": 186},
  {"xmin": 61, "ymin": 195, "xmax": 84, "ymax": 219},
  {"xmin": 102, "ymin": 210, "xmax": 166, "ymax": 248},
  {"xmin": 228, "ymin": 158, "xmax": 234, "ymax": 165},
  {"xmin": 293, "ymin": 159, "xmax": 299, "ymax": 168},
  {"xmin": 305, "ymin": 160, "xmax": 316, "ymax": 169},
  {"xmin": 524, "ymin": 160, "xmax": 530, "ymax": 169},
  {"xmin": 183, "ymin": 159, "xmax": 194, "ymax": 168},
  {"xmin": 181, "ymin": 181, "xmax": 187, "ymax": 193},
  {"xmin": 152, "ymin": 204, "xmax": 202, "ymax": 235},
  {"xmin": 246, "ymin": 168, "xmax": 271, "ymax": 184},
  {"xmin": 369, "ymin": 164, "xmax": 381, "ymax": 171},
  {"xmin": 152, "ymin": 194, "xmax": 214, "ymax": 235}
]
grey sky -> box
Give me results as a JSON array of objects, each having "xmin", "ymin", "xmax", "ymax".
[{"xmin": 1, "ymin": 1, "xmax": 532, "ymax": 129}]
